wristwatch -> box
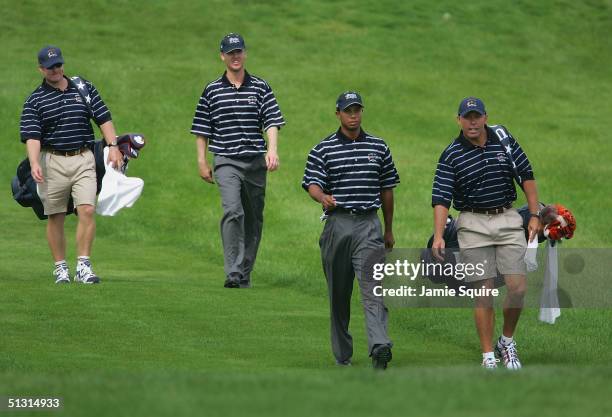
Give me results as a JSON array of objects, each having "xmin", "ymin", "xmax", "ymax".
[
  {"xmin": 529, "ymin": 211, "xmax": 540, "ymax": 218},
  {"xmin": 109, "ymin": 139, "xmax": 118, "ymax": 147}
]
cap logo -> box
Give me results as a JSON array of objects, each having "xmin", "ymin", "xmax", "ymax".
[
  {"xmin": 466, "ymin": 99, "xmax": 477, "ymax": 108},
  {"xmin": 345, "ymin": 93, "xmax": 357, "ymax": 99},
  {"xmin": 133, "ymin": 135, "xmax": 144, "ymax": 145},
  {"xmin": 47, "ymin": 49, "xmax": 57, "ymax": 58},
  {"xmin": 229, "ymin": 37, "xmax": 240, "ymax": 44}
]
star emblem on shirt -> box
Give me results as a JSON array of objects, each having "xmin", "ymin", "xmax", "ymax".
[
  {"xmin": 76, "ymin": 81, "xmax": 85, "ymax": 90},
  {"xmin": 505, "ymin": 144, "xmax": 512, "ymax": 154},
  {"xmin": 85, "ymin": 95, "xmax": 91, "ymax": 104}
]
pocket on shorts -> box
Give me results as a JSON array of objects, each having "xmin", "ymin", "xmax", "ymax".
[
  {"xmin": 456, "ymin": 212, "xmax": 468, "ymax": 231},
  {"xmin": 506, "ymin": 209, "xmax": 523, "ymax": 230}
]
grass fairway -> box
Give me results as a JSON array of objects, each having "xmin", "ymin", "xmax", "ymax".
[{"xmin": 1, "ymin": 1, "xmax": 612, "ymax": 416}]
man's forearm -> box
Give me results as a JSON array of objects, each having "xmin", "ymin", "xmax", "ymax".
[
  {"xmin": 522, "ymin": 180, "xmax": 539, "ymax": 214},
  {"xmin": 381, "ymin": 189, "xmax": 394, "ymax": 232},
  {"xmin": 308, "ymin": 184, "xmax": 325, "ymax": 203},
  {"xmin": 99, "ymin": 121, "xmax": 117, "ymax": 145},
  {"xmin": 433, "ymin": 204, "xmax": 449, "ymax": 239},
  {"xmin": 196, "ymin": 135, "xmax": 209, "ymax": 163},
  {"xmin": 265, "ymin": 126, "xmax": 278, "ymax": 154},
  {"xmin": 26, "ymin": 139, "xmax": 41, "ymax": 165}
]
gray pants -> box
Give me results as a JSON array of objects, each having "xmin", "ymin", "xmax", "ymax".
[
  {"xmin": 214, "ymin": 155, "xmax": 267, "ymax": 286},
  {"xmin": 319, "ymin": 210, "xmax": 392, "ymax": 362}
]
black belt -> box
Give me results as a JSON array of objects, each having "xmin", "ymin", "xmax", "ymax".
[
  {"xmin": 43, "ymin": 147, "xmax": 87, "ymax": 157},
  {"xmin": 332, "ymin": 207, "xmax": 377, "ymax": 216},
  {"xmin": 463, "ymin": 204, "xmax": 512, "ymax": 215}
]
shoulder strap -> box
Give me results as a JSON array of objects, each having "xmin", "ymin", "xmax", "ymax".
[
  {"xmin": 68, "ymin": 76, "xmax": 94, "ymax": 117},
  {"xmin": 489, "ymin": 124, "xmax": 524, "ymax": 190}
]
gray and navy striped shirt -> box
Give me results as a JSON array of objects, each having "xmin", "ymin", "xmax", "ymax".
[
  {"xmin": 190, "ymin": 71, "xmax": 285, "ymax": 157},
  {"xmin": 20, "ymin": 76, "xmax": 111, "ymax": 151},
  {"xmin": 431, "ymin": 125, "xmax": 534, "ymax": 211},
  {"xmin": 302, "ymin": 129, "xmax": 400, "ymax": 211}
]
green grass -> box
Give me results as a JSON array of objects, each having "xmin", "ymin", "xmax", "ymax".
[{"xmin": 1, "ymin": 0, "xmax": 612, "ymax": 416}]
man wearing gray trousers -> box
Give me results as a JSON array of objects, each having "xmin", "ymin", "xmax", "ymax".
[
  {"xmin": 302, "ymin": 92, "xmax": 400, "ymax": 369},
  {"xmin": 190, "ymin": 33, "xmax": 285, "ymax": 288}
]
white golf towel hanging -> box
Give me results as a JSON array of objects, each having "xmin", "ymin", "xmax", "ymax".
[{"xmin": 96, "ymin": 147, "xmax": 144, "ymax": 216}]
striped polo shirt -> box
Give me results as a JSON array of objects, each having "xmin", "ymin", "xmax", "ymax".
[
  {"xmin": 431, "ymin": 125, "xmax": 534, "ymax": 211},
  {"xmin": 20, "ymin": 76, "xmax": 112, "ymax": 151},
  {"xmin": 302, "ymin": 128, "xmax": 400, "ymax": 211},
  {"xmin": 190, "ymin": 71, "xmax": 285, "ymax": 157}
]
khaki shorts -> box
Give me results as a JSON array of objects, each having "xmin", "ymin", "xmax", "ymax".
[
  {"xmin": 456, "ymin": 209, "xmax": 527, "ymax": 282},
  {"xmin": 38, "ymin": 149, "xmax": 97, "ymax": 215}
]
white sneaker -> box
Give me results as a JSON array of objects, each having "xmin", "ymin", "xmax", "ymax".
[
  {"xmin": 74, "ymin": 261, "xmax": 100, "ymax": 284},
  {"xmin": 495, "ymin": 338, "xmax": 522, "ymax": 370},
  {"xmin": 53, "ymin": 264, "xmax": 70, "ymax": 284},
  {"xmin": 481, "ymin": 356, "xmax": 499, "ymax": 369}
]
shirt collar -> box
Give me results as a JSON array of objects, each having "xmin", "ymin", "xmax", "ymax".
[
  {"xmin": 457, "ymin": 125, "xmax": 494, "ymax": 149},
  {"xmin": 40, "ymin": 75, "xmax": 71, "ymax": 92},
  {"xmin": 336, "ymin": 127, "xmax": 366, "ymax": 143},
  {"xmin": 221, "ymin": 70, "xmax": 251, "ymax": 87}
]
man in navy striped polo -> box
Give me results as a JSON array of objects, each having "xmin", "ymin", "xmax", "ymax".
[
  {"xmin": 431, "ymin": 97, "xmax": 541, "ymax": 369},
  {"xmin": 302, "ymin": 92, "xmax": 399, "ymax": 369},
  {"xmin": 190, "ymin": 33, "xmax": 285, "ymax": 289},
  {"xmin": 20, "ymin": 45, "xmax": 123, "ymax": 284}
]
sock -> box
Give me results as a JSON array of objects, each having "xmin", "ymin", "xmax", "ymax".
[
  {"xmin": 55, "ymin": 260, "xmax": 67, "ymax": 267},
  {"xmin": 483, "ymin": 351, "xmax": 495, "ymax": 361},
  {"xmin": 500, "ymin": 335, "xmax": 514, "ymax": 346},
  {"xmin": 77, "ymin": 256, "xmax": 90, "ymax": 270}
]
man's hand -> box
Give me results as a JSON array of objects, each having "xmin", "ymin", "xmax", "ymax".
[
  {"xmin": 199, "ymin": 160, "xmax": 214, "ymax": 184},
  {"xmin": 384, "ymin": 231, "xmax": 395, "ymax": 249},
  {"xmin": 432, "ymin": 237, "xmax": 446, "ymax": 262},
  {"xmin": 320, "ymin": 194, "xmax": 336, "ymax": 211},
  {"xmin": 265, "ymin": 151, "xmax": 279, "ymax": 171},
  {"xmin": 528, "ymin": 216, "xmax": 540, "ymax": 242},
  {"xmin": 107, "ymin": 146, "xmax": 124, "ymax": 169},
  {"xmin": 30, "ymin": 162, "xmax": 44, "ymax": 183}
]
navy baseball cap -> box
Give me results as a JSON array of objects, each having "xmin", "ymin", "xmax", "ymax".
[
  {"xmin": 458, "ymin": 97, "xmax": 486, "ymax": 117},
  {"xmin": 220, "ymin": 33, "xmax": 245, "ymax": 53},
  {"xmin": 38, "ymin": 45, "xmax": 64, "ymax": 69},
  {"xmin": 336, "ymin": 91, "xmax": 364, "ymax": 111}
]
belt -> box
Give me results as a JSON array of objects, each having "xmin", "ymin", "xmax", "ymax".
[
  {"xmin": 43, "ymin": 147, "xmax": 87, "ymax": 157},
  {"xmin": 332, "ymin": 207, "xmax": 378, "ymax": 216},
  {"xmin": 463, "ymin": 205, "xmax": 512, "ymax": 215}
]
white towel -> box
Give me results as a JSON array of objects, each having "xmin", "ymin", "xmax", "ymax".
[
  {"xmin": 524, "ymin": 237, "xmax": 539, "ymax": 272},
  {"xmin": 96, "ymin": 147, "xmax": 144, "ymax": 216},
  {"xmin": 538, "ymin": 240, "xmax": 561, "ymax": 324}
]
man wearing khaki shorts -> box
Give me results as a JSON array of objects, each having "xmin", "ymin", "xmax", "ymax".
[
  {"xmin": 20, "ymin": 45, "xmax": 123, "ymax": 284},
  {"xmin": 431, "ymin": 97, "xmax": 541, "ymax": 369}
]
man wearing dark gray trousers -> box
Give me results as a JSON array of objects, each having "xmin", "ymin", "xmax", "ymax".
[
  {"xmin": 214, "ymin": 155, "xmax": 267, "ymax": 286},
  {"xmin": 302, "ymin": 92, "xmax": 400, "ymax": 369},
  {"xmin": 190, "ymin": 33, "xmax": 285, "ymax": 288}
]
